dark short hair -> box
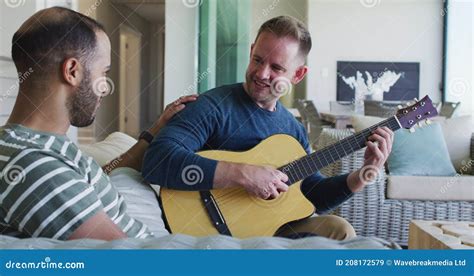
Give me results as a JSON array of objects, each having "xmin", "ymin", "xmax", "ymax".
[
  {"xmin": 255, "ymin": 15, "xmax": 312, "ymax": 59},
  {"xmin": 11, "ymin": 7, "xmax": 105, "ymax": 77}
]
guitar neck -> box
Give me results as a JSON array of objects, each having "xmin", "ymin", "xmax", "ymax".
[{"xmin": 279, "ymin": 116, "xmax": 402, "ymax": 185}]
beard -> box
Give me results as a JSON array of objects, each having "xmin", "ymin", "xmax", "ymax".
[
  {"xmin": 244, "ymin": 70, "xmax": 274, "ymax": 104},
  {"xmin": 66, "ymin": 69, "xmax": 99, "ymax": 128}
]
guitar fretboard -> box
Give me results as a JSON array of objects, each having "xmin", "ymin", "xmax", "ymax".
[{"xmin": 279, "ymin": 116, "xmax": 401, "ymax": 185}]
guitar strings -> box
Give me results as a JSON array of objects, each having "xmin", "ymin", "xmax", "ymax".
[{"xmin": 282, "ymin": 116, "xmax": 401, "ymax": 184}]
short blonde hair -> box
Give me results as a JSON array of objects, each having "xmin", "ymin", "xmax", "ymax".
[{"xmin": 255, "ymin": 16, "xmax": 312, "ymax": 58}]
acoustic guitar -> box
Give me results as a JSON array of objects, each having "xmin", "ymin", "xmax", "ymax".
[{"xmin": 159, "ymin": 96, "xmax": 438, "ymax": 238}]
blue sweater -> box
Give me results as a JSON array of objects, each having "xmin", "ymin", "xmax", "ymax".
[{"xmin": 142, "ymin": 83, "xmax": 353, "ymax": 213}]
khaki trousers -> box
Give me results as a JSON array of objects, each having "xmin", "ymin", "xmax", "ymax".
[{"xmin": 274, "ymin": 215, "xmax": 356, "ymax": 241}]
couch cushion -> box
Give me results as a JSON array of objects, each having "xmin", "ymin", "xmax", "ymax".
[
  {"xmin": 0, "ymin": 234, "xmax": 399, "ymax": 249},
  {"xmin": 387, "ymin": 123, "xmax": 456, "ymax": 176},
  {"xmin": 79, "ymin": 132, "xmax": 137, "ymax": 166},
  {"xmin": 437, "ymin": 115, "xmax": 473, "ymax": 172},
  {"xmin": 387, "ymin": 175, "xmax": 474, "ymax": 201},
  {"xmin": 109, "ymin": 167, "xmax": 169, "ymax": 237}
]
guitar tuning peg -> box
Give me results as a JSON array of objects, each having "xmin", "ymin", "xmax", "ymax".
[
  {"xmin": 425, "ymin": 119, "xmax": 432, "ymax": 125},
  {"xmin": 409, "ymin": 127, "xmax": 416, "ymax": 133},
  {"xmin": 417, "ymin": 122, "xmax": 423, "ymax": 128},
  {"xmin": 414, "ymin": 97, "xmax": 418, "ymax": 102},
  {"xmin": 397, "ymin": 105, "xmax": 403, "ymax": 110}
]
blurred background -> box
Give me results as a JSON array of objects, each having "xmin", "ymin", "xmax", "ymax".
[{"xmin": 0, "ymin": 0, "xmax": 472, "ymax": 144}]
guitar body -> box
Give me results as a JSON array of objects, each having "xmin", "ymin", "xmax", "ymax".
[{"xmin": 160, "ymin": 134, "xmax": 315, "ymax": 238}]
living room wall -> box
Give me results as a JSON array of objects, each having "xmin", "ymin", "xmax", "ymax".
[
  {"xmin": 306, "ymin": 0, "xmax": 444, "ymax": 111},
  {"xmin": 79, "ymin": 0, "xmax": 152, "ymax": 140},
  {"xmin": 445, "ymin": 0, "xmax": 473, "ymax": 118},
  {"xmin": 164, "ymin": 0, "xmax": 198, "ymax": 107}
]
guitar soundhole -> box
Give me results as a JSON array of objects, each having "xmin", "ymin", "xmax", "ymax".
[
  {"xmin": 251, "ymin": 190, "xmax": 287, "ymax": 207},
  {"xmin": 264, "ymin": 193, "xmax": 283, "ymax": 201},
  {"xmin": 264, "ymin": 197, "xmax": 276, "ymax": 201}
]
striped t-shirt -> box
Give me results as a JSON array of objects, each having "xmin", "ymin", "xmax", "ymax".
[{"xmin": 0, "ymin": 124, "xmax": 153, "ymax": 240}]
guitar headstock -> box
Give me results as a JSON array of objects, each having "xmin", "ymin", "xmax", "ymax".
[{"xmin": 396, "ymin": 95, "xmax": 438, "ymax": 130}]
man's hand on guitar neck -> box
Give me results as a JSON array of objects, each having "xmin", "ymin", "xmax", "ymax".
[
  {"xmin": 347, "ymin": 126, "xmax": 394, "ymax": 193},
  {"xmin": 214, "ymin": 162, "xmax": 289, "ymax": 199}
]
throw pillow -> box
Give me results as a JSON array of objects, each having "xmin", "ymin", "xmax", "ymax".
[
  {"xmin": 387, "ymin": 123, "xmax": 456, "ymax": 176},
  {"xmin": 79, "ymin": 132, "xmax": 137, "ymax": 166}
]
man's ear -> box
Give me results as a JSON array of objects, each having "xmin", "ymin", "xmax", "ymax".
[
  {"xmin": 292, "ymin": 65, "xmax": 308, "ymax": 85},
  {"xmin": 62, "ymin": 58, "xmax": 83, "ymax": 87}
]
